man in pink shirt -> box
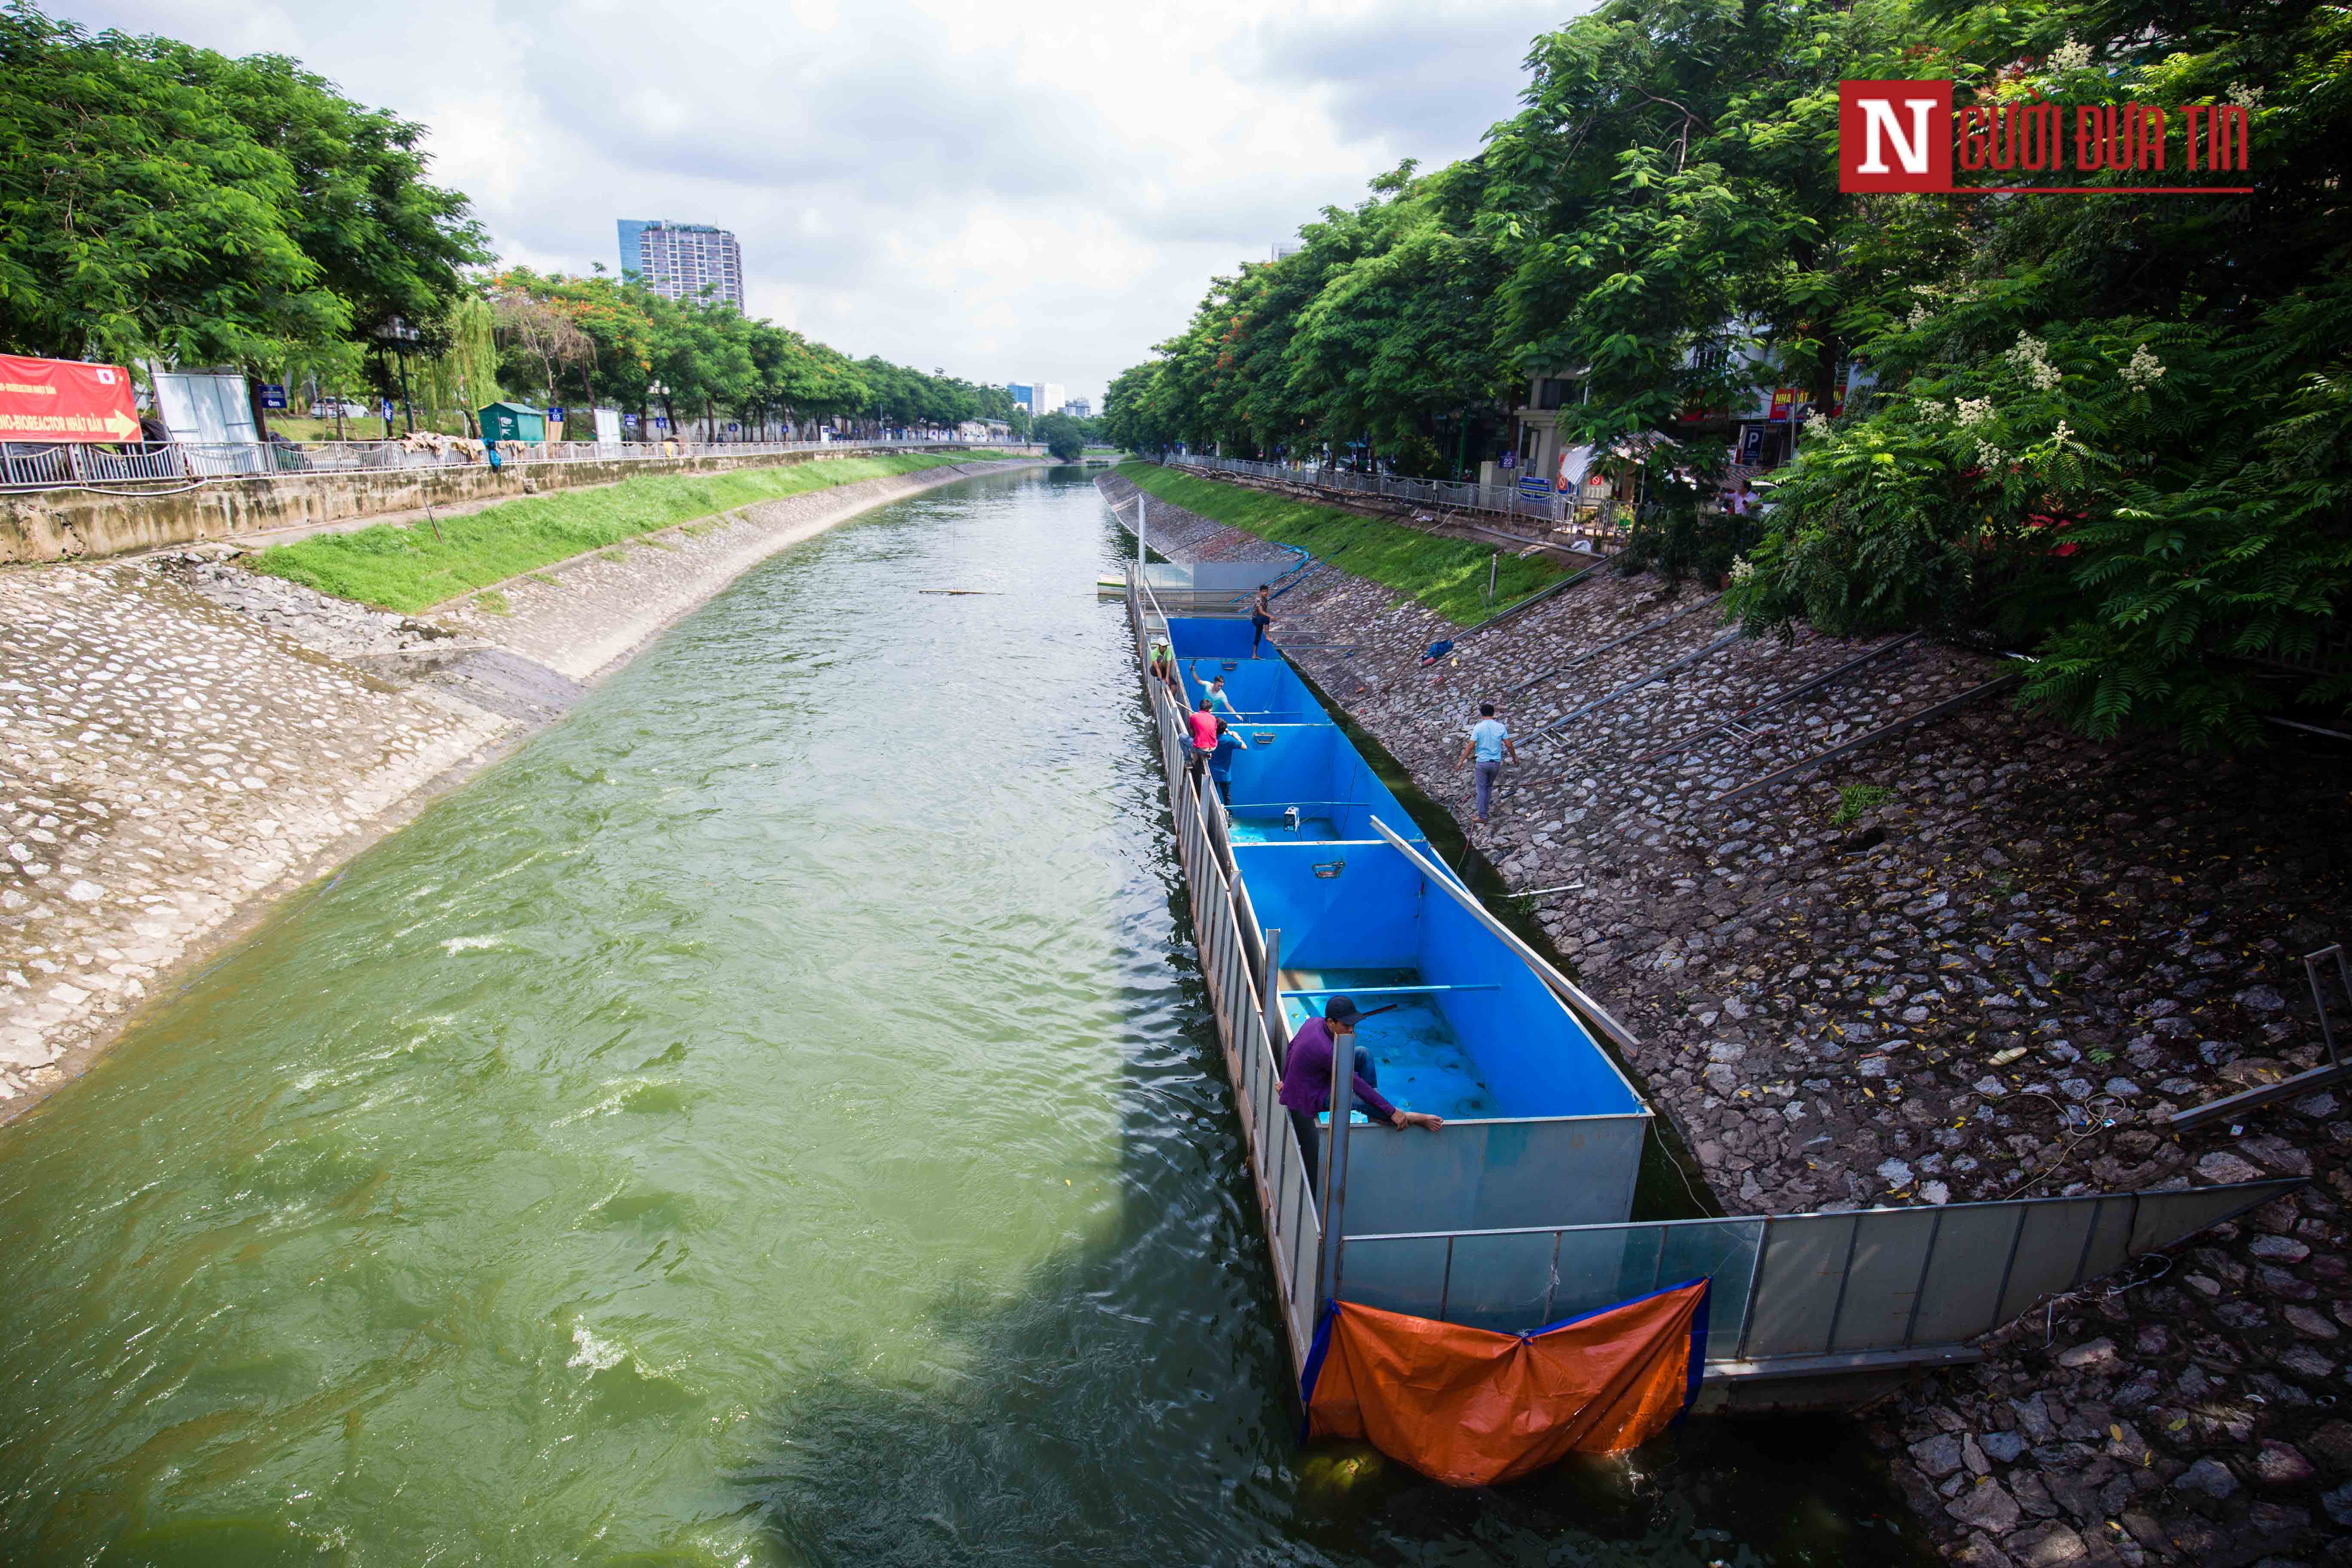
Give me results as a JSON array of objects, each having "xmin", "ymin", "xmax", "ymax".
[{"xmin": 1185, "ymin": 697, "xmax": 1220, "ymax": 786}]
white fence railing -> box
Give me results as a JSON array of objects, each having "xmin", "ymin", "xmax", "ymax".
[
  {"xmin": 0, "ymin": 436, "xmax": 1036, "ymax": 492},
  {"xmin": 1164, "ymin": 453, "xmax": 1633, "ymax": 538},
  {"xmin": 1127, "ymin": 568, "xmax": 1323, "ymax": 1367}
]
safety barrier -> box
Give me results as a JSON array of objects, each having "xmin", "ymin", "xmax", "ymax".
[
  {"xmin": 0, "ymin": 436, "xmax": 1034, "ymax": 491},
  {"xmin": 1162, "ymin": 453, "xmax": 1633, "ymax": 539},
  {"xmin": 1129, "ymin": 567, "xmax": 1323, "ymax": 1363},
  {"xmin": 1335, "ymin": 1170, "xmax": 2302, "ymax": 1378}
]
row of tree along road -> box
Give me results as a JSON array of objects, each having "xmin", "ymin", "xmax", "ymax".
[
  {"xmin": 0, "ymin": 5, "xmax": 1034, "ymax": 450},
  {"xmin": 1100, "ymin": 0, "xmax": 2351, "ymax": 752}
]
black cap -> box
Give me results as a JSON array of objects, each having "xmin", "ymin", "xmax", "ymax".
[{"xmin": 1323, "ymin": 996, "xmax": 1360, "ymax": 1024}]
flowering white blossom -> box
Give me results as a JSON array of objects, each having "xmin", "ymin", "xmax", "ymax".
[
  {"xmin": 2005, "ymin": 333, "xmax": 2062, "ymax": 391},
  {"xmin": 1917, "ymin": 398, "xmax": 1950, "ymax": 422},
  {"xmin": 2049, "ymin": 35, "xmax": 2093, "ymax": 72},
  {"xmin": 1976, "ymin": 439, "xmax": 2008, "ymax": 469},
  {"xmin": 1955, "ymin": 396, "xmax": 1994, "ymax": 428},
  {"xmin": 1730, "ymin": 557, "xmax": 1756, "ymax": 584},
  {"xmin": 2122, "ymin": 343, "xmax": 2167, "ymax": 388},
  {"xmin": 2228, "ymin": 82, "xmax": 2265, "ymax": 110},
  {"xmin": 1804, "ymin": 411, "xmax": 1833, "ymax": 440},
  {"xmin": 2051, "ymin": 420, "xmax": 2075, "ymax": 444},
  {"xmin": 1907, "ymin": 303, "xmax": 1935, "ymax": 331}
]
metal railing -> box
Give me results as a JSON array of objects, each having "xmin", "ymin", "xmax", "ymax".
[
  {"xmin": 0, "ymin": 435, "xmax": 1035, "ymax": 492},
  {"xmin": 1164, "ymin": 453, "xmax": 1633, "ymax": 539},
  {"xmin": 1334, "ymin": 1178, "xmax": 2303, "ymax": 1372},
  {"xmin": 1128, "ymin": 566, "xmax": 1323, "ymax": 1364}
]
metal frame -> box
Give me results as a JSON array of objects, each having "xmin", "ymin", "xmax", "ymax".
[
  {"xmin": 1339, "ymin": 1178, "xmax": 2303, "ymax": 1374},
  {"xmin": 1507, "ymin": 595, "xmax": 1724, "ymax": 695},
  {"xmin": 1634, "ymin": 630, "xmax": 1926, "ymax": 763},
  {"xmin": 2172, "ymin": 944, "xmax": 2352, "ymax": 1130},
  {"xmin": 0, "ymin": 435, "xmax": 1028, "ymax": 492},
  {"xmin": 1540, "ymin": 630, "xmax": 1745, "ymax": 734},
  {"xmin": 1367, "ymin": 817, "xmax": 1644, "ymax": 1057},
  {"xmin": 1124, "ymin": 565, "xmax": 2301, "ymax": 1405},
  {"xmin": 1713, "ymin": 674, "xmax": 2021, "ymax": 805},
  {"xmin": 1163, "ymin": 453, "xmax": 1634, "ymax": 539}
]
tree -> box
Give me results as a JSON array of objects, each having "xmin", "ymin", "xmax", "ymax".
[
  {"xmin": 1035, "ymin": 412, "xmax": 1085, "ymax": 462},
  {"xmin": 1727, "ymin": 0, "xmax": 2352, "ymax": 746},
  {"xmin": 0, "ymin": 3, "xmax": 484, "ymax": 379}
]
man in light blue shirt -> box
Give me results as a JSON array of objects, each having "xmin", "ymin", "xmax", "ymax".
[
  {"xmin": 1455, "ymin": 701, "xmax": 1517, "ymax": 826},
  {"xmin": 1200, "ymin": 674, "xmax": 1241, "ymax": 720}
]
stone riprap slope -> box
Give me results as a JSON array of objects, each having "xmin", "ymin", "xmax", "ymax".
[
  {"xmin": 0, "ymin": 460, "xmax": 1040, "ymax": 1120},
  {"xmin": 1098, "ymin": 470, "xmax": 2352, "ymax": 1568},
  {"xmin": 0, "ymin": 566, "xmax": 512, "ymax": 1105}
]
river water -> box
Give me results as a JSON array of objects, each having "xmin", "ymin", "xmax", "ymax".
[{"xmin": 0, "ymin": 470, "xmax": 1928, "ymax": 1566}]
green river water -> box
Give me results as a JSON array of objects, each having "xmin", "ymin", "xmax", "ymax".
[{"xmin": 0, "ymin": 471, "xmax": 1928, "ymax": 1566}]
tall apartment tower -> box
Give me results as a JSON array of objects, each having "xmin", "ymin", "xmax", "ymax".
[{"xmin": 617, "ymin": 220, "xmax": 746, "ymax": 311}]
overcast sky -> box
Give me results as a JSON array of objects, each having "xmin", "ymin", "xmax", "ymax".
[{"xmin": 57, "ymin": 0, "xmax": 1581, "ymax": 405}]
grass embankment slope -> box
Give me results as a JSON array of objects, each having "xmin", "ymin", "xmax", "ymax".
[
  {"xmin": 1116, "ymin": 462, "xmax": 1568, "ymax": 627},
  {"xmin": 251, "ymin": 453, "xmax": 986, "ymax": 612}
]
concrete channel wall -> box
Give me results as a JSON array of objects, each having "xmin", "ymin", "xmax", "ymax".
[{"xmin": 0, "ymin": 445, "xmax": 1020, "ymax": 564}]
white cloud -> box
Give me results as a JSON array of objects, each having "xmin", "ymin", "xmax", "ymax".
[{"xmin": 52, "ymin": 0, "xmax": 1586, "ymax": 404}]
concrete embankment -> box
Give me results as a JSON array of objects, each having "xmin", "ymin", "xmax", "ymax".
[
  {"xmin": 0, "ymin": 459, "xmax": 1044, "ymax": 1118},
  {"xmin": 1099, "ymin": 469, "xmax": 2352, "ymax": 1568},
  {"xmin": 0, "ymin": 443, "xmax": 1031, "ymax": 564}
]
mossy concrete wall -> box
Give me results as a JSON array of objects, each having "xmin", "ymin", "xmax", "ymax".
[{"xmin": 0, "ymin": 446, "xmax": 1015, "ymax": 564}]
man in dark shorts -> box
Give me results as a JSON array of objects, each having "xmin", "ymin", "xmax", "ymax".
[
  {"xmin": 1249, "ymin": 585, "xmax": 1273, "ymax": 657},
  {"xmin": 1208, "ymin": 718, "xmax": 1248, "ymax": 803}
]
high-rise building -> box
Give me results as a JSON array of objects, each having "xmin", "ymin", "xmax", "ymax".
[
  {"xmin": 1008, "ymin": 383, "xmax": 1035, "ymax": 414},
  {"xmin": 1062, "ymin": 398, "xmax": 1092, "ymax": 419},
  {"xmin": 617, "ymin": 220, "xmax": 746, "ymax": 311},
  {"xmin": 1272, "ymin": 240, "xmax": 1303, "ymax": 261},
  {"xmin": 1039, "ymin": 383, "xmax": 1066, "ymax": 419}
]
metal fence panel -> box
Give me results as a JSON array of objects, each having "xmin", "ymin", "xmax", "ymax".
[
  {"xmin": 1440, "ymin": 1230, "xmax": 1562, "ymax": 1331},
  {"xmin": 1547, "ymin": 1223, "xmax": 1666, "ymax": 1322},
  {"xmin": 1910, "ymin": 1203, "xmax": 2024, "ymax": 1345},
  {"xmin": 2126, "ymin": 1184, "xmax": 2278, "ymax": 1253},
  {"xmin": 1337, "ymin": 1236, "xmax": 1454, "ymax": 1319},
  {"xmin": 1660, "ymin": 1220, "xmax": 1766, "ymax": 1342},
  {"xmin": 1828, "ymin": 1207, "xmax": 1941, "ymax": 1354},
  {"xmin": 1996, "ymin": 1200, "xmax": 2100, "ymax": 1323},
  {"xmin": 1738, "ymin": 1213, "xmax": 1853, "ymax": 1360}
]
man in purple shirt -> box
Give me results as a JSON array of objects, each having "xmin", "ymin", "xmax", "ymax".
[{"xmin": 1278, "ymin": 996, "xmax": 1442, "ymax": 1180}]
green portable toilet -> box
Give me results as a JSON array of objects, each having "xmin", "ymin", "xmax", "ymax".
[{"xmin": 478, "ymin": 402, "xmax": 548, "ymax": 443}]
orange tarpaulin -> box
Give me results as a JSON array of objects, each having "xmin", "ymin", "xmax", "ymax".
[{"xmin": 1302, "ymin": 1280, "xmax": 1710, "ymax": 1487}]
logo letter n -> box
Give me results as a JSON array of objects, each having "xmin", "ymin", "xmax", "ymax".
[{"xmin": 1840, "ymin": 80, "xmax": 1954, "ymax": 192}]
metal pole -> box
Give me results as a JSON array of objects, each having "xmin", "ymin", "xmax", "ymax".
[{"xmin": 1314, "ymin": 1004, "xmax": 1355, "ymax": 1310}]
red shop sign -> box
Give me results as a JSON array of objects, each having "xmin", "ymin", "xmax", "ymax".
[{"xmin": 0, "ymin": 354, "xmax": 141, "ymax": 443}]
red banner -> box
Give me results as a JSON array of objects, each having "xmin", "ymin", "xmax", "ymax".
[{"xmin": 0, "ymin": 354, "xmax": 142, "ymax": 443}]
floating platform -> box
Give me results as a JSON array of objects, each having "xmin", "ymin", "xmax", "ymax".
[{"xmin": 1119, "ymin": 563, "xmax": 2299, "ymax": 1424}]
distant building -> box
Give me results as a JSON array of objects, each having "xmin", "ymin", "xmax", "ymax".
[
  {"xmin": 618, "ymin": 220, "xmax": 746, "ymax": 311},
  {"xmin": 1272, "ymin": 240, "xmax": 1302, "ymax": 261},
  {"xmin": 1061, "ymin": 398, "xmax": 1091, "ymax": 419},
  {"xmin": 1007, "ymin": 383, "xmax": 1034, "ymax": 414},
  {"xmin": 1039, "ymin": 383, "xmax": 1065, "ymax": 419}
]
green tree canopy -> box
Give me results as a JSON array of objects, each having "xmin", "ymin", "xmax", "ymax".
[
  {"xmin": 0, "ymin": 2, "xmax": 484, "ymax": 374},
  {"xmin": 1105, "ymin": 0, "xmax": 2350, "ymax": 746}
]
